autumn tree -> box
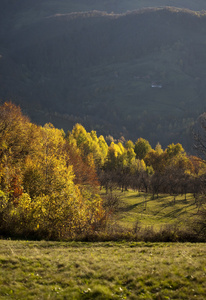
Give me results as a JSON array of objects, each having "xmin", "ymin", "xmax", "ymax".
[
  {"xmin": 21, "ymin": 123, "xmax": 105, "ymax": 238},
  {"xmin": 68, "ymin": 123, "xmax": 108, "ymax": 168},
  {"xmin": 0, "ymin": 102, "xmax": 31, "ymax": 200},
  {"xmin": 64, "ymin": 139, "xmax": 99, "ymax": 188},
  {"xmin": 0, "ymin": 103, "xmax": 106, "ymax": 239},
  {"xmin": 145, "ymin": 149, "xmax": 166, "ymax": 173}
]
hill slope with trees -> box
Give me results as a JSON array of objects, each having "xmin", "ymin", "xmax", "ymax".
[
  {"xmin": 1, "ymin": 102, "xmax": 206, "ymax": 241},
  {"xmin": 1, "ymin": 4, "xmax": 206, "ymax": 149}
]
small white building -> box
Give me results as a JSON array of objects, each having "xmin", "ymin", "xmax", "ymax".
[{"xmin": 151, "ymin": 82, "xmax": 162, "ymax": 88}]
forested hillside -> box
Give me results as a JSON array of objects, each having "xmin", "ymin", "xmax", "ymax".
[
  {"xmin": 1, "ymin": 102, "xmax": 206, "ymax": 241},
  {"xmin": 1, "ymin": 2, "xmax": 206, "ymax": 150}
]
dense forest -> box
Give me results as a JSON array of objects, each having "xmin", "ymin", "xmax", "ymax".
[
  {"xmin": 0, "ymin": 102, "xmax": 206, "ymax": 241},
  {"xmin": 1, "ymin": 3, "xmax": 206, "ymax": 150}
]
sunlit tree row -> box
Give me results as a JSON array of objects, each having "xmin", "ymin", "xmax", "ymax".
[{"xmin": 0, "ymin": 102, "xmax": 206, "ymax": 239}]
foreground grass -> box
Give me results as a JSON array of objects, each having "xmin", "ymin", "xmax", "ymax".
[{"xmin": 0, "ymin": 240, "xmax": 206, "ymax": 299}]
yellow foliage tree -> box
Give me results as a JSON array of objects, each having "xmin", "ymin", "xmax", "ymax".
[{"xmin": 0, "ymin": 103, "xmax": 106, "ymax": 239}]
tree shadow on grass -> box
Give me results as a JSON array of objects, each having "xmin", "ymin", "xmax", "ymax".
[
  {"xmin": 126, "ymin": 193, "xmax": 143, "ymax": 198},
  {"xmin": 159, "ymin": 203, "xmax": 196, "ymax": 220},
  {"xmin": 152, "ymin": 202, "xmax": 197, "ymax": 220},
  {"xmin": 119, "ymin": 199, "xmax": 151, "ymax": 212}
]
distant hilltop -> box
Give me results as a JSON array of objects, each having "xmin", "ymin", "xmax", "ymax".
[{"xmin": 0, "ymin": 5, "xmax": 206, "ymax": 151}]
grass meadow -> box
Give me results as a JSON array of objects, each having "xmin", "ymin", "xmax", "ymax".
[
  {"xmin": 114, "ymin": 190, "xmax": 198, "ymax": 230},
  {"xmin": 0, "ymin": 191, "xmax": 206, "ymax": 299},
  {"xmin": 0, "ymin": 240, "xmax": 206, "ymax": 299}
]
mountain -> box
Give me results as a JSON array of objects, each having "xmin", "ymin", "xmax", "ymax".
[
  {"xmin": 1, "ymin": 0, "xmax": 206, "ymax": 17},
  {"xmin": 1, "ymin": 2, "xmax": 206, "ymax": 150}
]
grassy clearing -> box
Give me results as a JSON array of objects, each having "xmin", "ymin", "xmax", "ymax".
[
  {"xmin": 112, "ymin": 190, "xmax": 198, "ymax": 230},
  {"xmin": 0, "ymin": 240, "xmax": 205, "ymax": 299}
]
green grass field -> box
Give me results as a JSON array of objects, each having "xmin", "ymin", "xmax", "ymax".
[
  {"xmin": 114, "ymin": 190, "xmax": 198, "ymax": 230},
  {"xmin": 0, "ymin": 240, "xmax": 206, "ymax": 299}
]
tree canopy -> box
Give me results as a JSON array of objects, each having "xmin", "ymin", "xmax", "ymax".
[{"xmin": 0, "ymin": 102, "xmax": 205, "ymax": 240}]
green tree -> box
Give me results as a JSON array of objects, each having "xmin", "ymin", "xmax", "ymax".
[
  {"xmin": 134, "ymin": 138, "xmax": 152, "ymax": 160},
  {"xmin": 165, "ymin": 143, "xmax": 184, "ymax": 159},
  {"xmin": 125, "ymin": 140, "xmax": 134, "ymax": 149},
  {"xmin": 155, "ymin": 142, "xmax": 163, "ymax": 155}
]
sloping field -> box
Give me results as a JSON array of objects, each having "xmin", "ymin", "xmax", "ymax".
[{"xmin": 114, "ymin": 191, "xmax": 197, "ymax": 229}]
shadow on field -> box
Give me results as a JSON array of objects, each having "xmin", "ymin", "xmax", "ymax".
[
  {"xmin": 119, "ymin": 199, "xmax": 152, "ymax": 212},
  {"xmin": 162, "ymin": 207, "xmax": 188, "ymax": 219},
  {"xmin": 126, "ymin": 193, "xmax": 142, "ymax": 198},
  {"xmin": 153, "ymin": 203, "xmax": 170, "ymax": 216}
]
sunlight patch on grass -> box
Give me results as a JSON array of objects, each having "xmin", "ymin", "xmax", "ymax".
[{"xmin": 115, "ymin": 190, "xmax": 197, "ymax": 229}]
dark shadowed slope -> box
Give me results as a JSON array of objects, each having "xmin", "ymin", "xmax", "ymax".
[{"xmin": 1, "ymin": 6, "xmax": 206, "ymax": 149}]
